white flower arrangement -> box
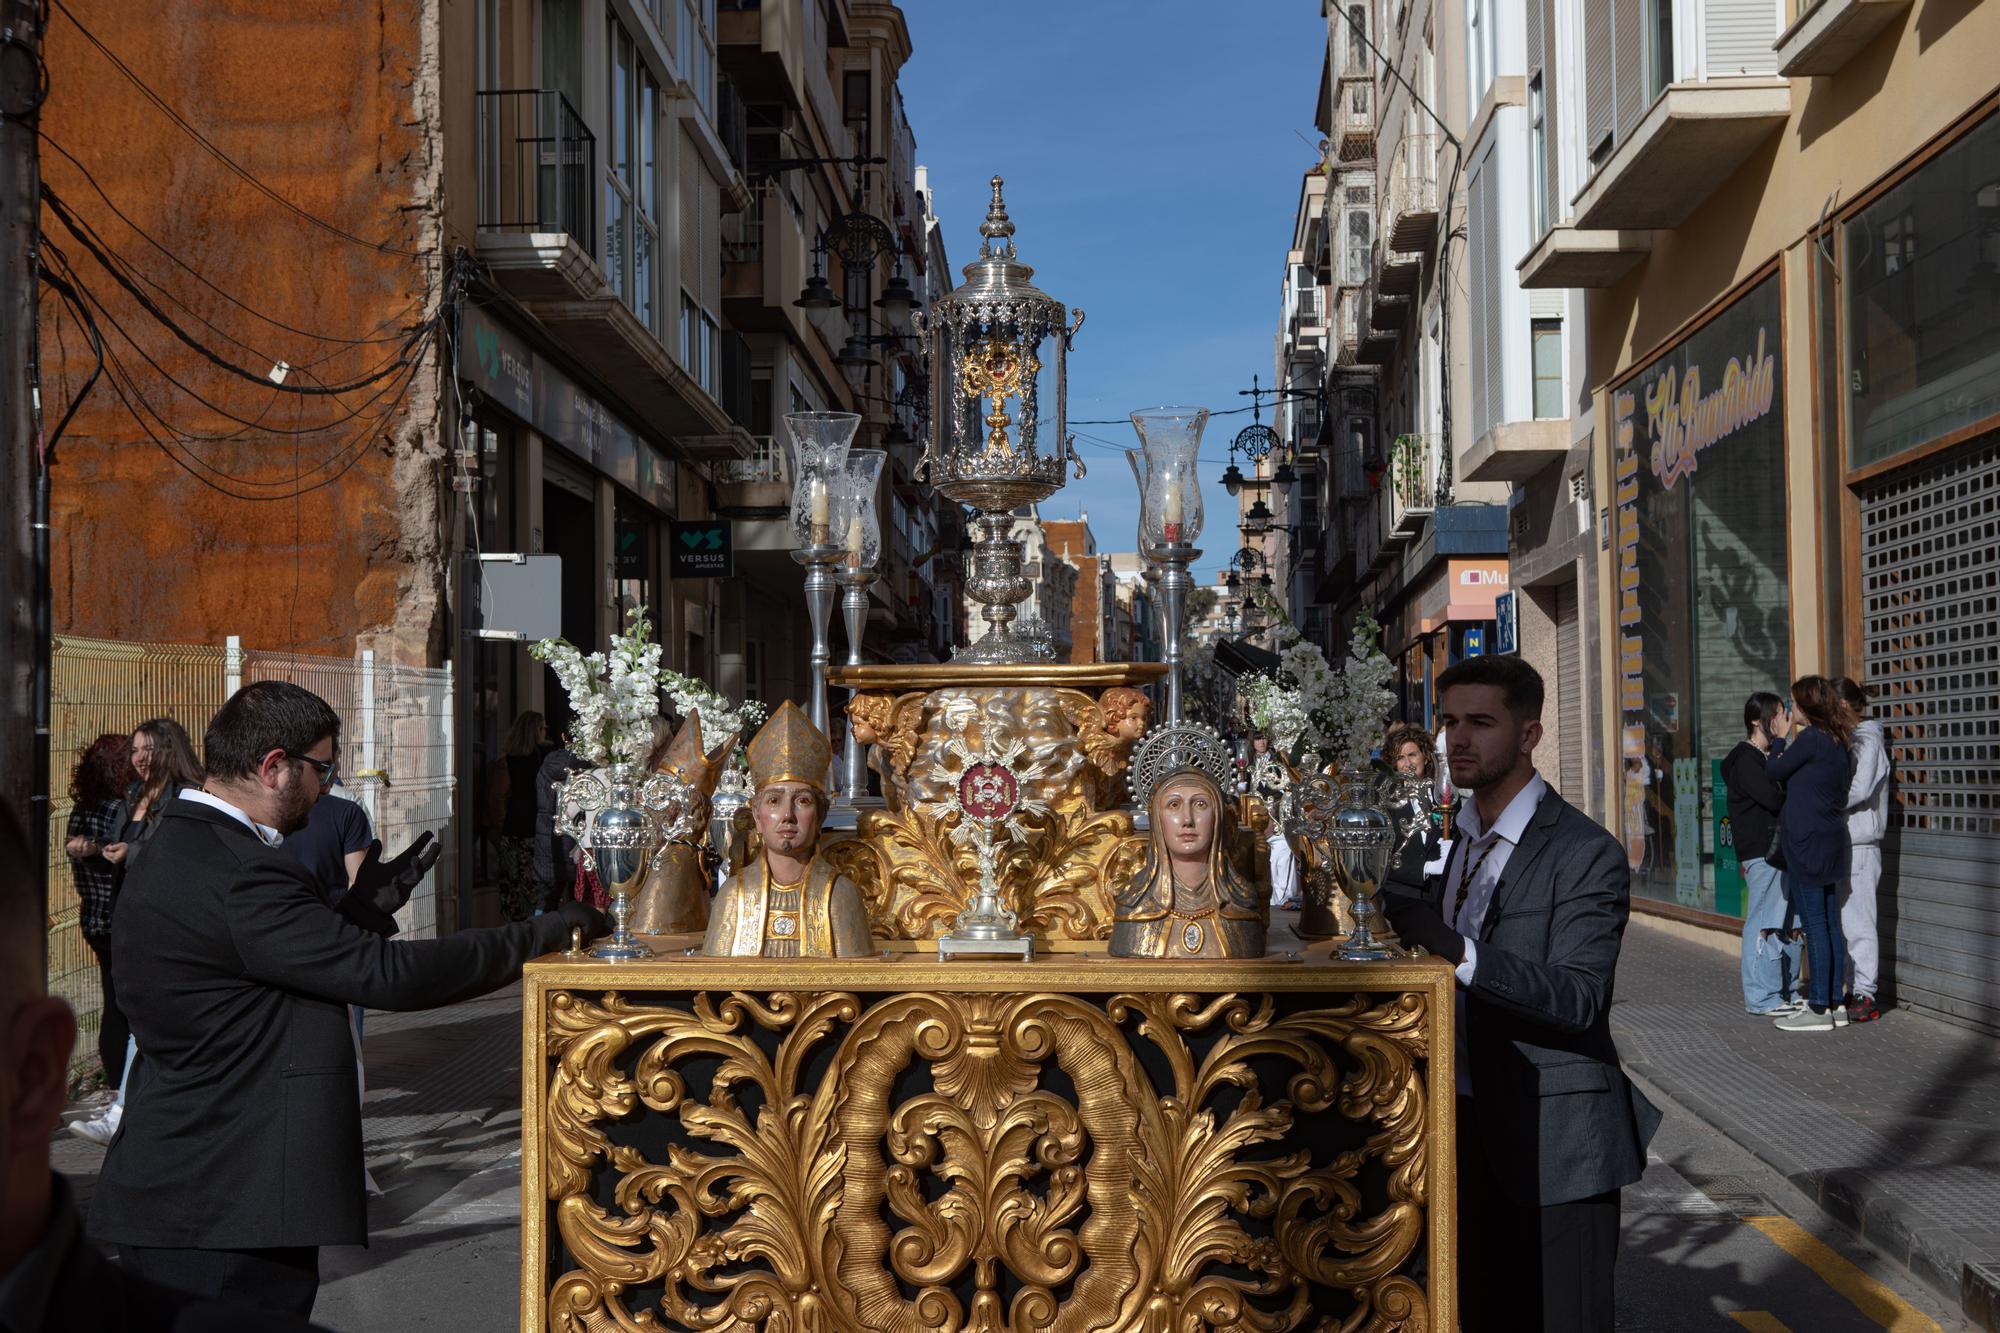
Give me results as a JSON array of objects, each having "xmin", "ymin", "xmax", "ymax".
[
  {"xmin": 1241, "ymin": 589, "xmax": 1396, "ymax": 771},
  {"xmin": 658, "ymin": 668, "xmax": 767, "ymax": 747},
  {"xmin": 530, "ymin": 606, "xmax": 665, "ymax": 767}
]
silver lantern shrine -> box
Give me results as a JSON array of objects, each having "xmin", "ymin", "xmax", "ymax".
[
  {"xmin": 554, "ymin": 763, "xmax": 700, "ymax": 961},
  {"xmin": 916, "ymin": 176, "xmax": 1085, "ymax": 664}
]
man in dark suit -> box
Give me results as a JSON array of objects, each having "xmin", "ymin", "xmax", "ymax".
[
  {"xmin": 1381, "ymin": 655, "xmax": 1661, "ymax": 1332},
  {"xmin": 0, "ymin": 807, "xmax": 330, "ymax": 1331},
  {"xmin": 89, "ymin": 681, "xmax": 607, "ymax": 1318}
]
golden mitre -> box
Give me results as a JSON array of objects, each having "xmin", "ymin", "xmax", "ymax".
[
  {"xmin": 658, "ymin": 712, "xmax": 739, "ymax": 797},
  {"xmin": 746, "ymin": 700, "xmax": 830, "ymax": 792}
]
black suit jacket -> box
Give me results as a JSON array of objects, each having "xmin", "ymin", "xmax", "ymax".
[
  {"xmin": 1429, "ymin": 784, "xmax": 1662, "ymax": 1207},
  {"xmin": 91, "ymin": 798, "xmax": 573, "ymax": 1249}
]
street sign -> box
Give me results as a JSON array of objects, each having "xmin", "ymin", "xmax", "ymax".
[
  {"xmin": 1462, "ymin": 625, "xmax": 1484, "ymax": 657},
  {"xmin": 475, "ymin": 553, "xmax": 561, "ymax": 641},
  {"xmin": 669, "ymin": 519, "xmax": 733, "ymax": 579},
  {"xmin": 1495, "ymin": 591, "xmax": 1518, "ymax": 655}
]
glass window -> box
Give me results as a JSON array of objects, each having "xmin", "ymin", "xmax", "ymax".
[
  {"xmin": 681, "ymin": 291, "xmax": 701, "ymax": 382},
  {"xmin": 605, "ymin": 20, "xmax": 660, "ymax": 334},
  {"xmin": 1529, "ymin": 74, "xmax": 1548, "ymax": 239},
  {"xmin": 1842, "ymin": 109, "xmax": 2000, "ymax": 471},
  {"xmin": 679, "ymin": 0, "xmax": 715, "ymax": 120},
  {"xmin": 1613, "ymin": 274, "xmax": 1788, "ymax": 917},
  {"xmin": 1532, "ymin": 319, "xmax": 1564, "ymax": 419}
]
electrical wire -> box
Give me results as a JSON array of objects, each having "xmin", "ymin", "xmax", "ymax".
[
  {"xmin": 38, "ymin": 132, "xmax": 423, "ymax": 349},
  {"xmin": 43, "ymin": 185, "xmax": 427, "ymax": 396},
  {"xmin": 48, "ymin": 0, "xmax": 424, "ymax": 258},
  {"xmin": 35, "ymin": 262, "xmax": 102, "ymax": 460}
]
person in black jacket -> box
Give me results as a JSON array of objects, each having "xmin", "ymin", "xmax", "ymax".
[
  {"xmin": 88, "ymin": 681, "xmax": 608, "ymax": 1319},
  {"xmin": 1721, "ymin": 692, "xmax": 1801, "ymax": 1015},
  {"xmin": 1380, "ymin": 656, "xmax": 1659, "ymax": 1331},
  {"xmin": 1765, "ymin": 676, "xmax": 1858, "ymax": 1031},
  {"xmin": 1, "ymin": 807, "xmax": 330, "ymax": 1332},
  {"xmin": 533, "ymin": 738, "xmax": 586, "ymax": 912}
]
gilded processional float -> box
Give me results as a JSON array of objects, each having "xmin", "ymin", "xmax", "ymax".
[{"xmin": 520, "ymin": 180, "xmax": 1456, "ymax": 1332}]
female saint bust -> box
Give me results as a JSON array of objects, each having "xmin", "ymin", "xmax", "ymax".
[{"xmin": 1109, "ymin": 723, "xmax": 1266, "ymax": 959}]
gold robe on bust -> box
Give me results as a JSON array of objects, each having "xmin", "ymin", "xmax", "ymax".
[
  {"xmin": 700, "ymin": 852, "xmax": 873, "ymax": 958},
  {"xmin": 1109, "ymin": 873, "xmax": 1266, "ymax": 959}
]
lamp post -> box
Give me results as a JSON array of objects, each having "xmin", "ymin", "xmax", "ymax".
[
  {"xmin": 1133, "ymin": 405, "xmax": 1209, "ymax": 724},
  {"xmin": 834, "ymin": 448, "xmax": 886, "ymax": 813},
  {"xmin": 781, "ymin": 411, "xmax": 860, "ymax": 772}
]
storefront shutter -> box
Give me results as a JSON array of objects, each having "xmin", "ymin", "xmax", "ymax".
[
  {"xmin": 1556, "ymin": 578, "xmax": 1583, "ymax": 803},
  {"xmin": 1584, "ymin": 0, "xmax": 1614, "ymax": 157},
  {"xmin": 1857, "ymin": 434, "xmax": 2000, "ymax": 1031},
  {"xmin": 1704, "ymin": 0, "xmax": 1779, "ymax": 76},
  {"xmin": 1613, "ymin": 0, "xmax": 1646, "ymax": 140}
]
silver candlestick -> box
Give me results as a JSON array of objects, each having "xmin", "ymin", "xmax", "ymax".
[
  {"xmin": 1150, "ymin": 540, "xmax": 1199, "ymax": 724},
  {"xmin": 834, "ymin": 564, "xmax": 880, "ymax": 810},
  {"xmin": 793, "ymin": 543, "xmax": 842, "ymax": 787}
]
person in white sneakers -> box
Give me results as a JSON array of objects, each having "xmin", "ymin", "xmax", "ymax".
[{"xmin": 1837, "ymin": 677, "xmax": 1889, "ymax": 1024}]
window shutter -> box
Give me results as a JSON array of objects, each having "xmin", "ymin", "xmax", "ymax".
[
  {"xmin": 700, "ymin": 166, "xmax": 721, "ymax": 314},
  {"xmin": 1525, "ymin": 0, "xmax": 1545, "ymax": 79},
  {"xmin": 1480, "ymin": 158, "xmax": 1503, "ymax": 435},
  {"xmin": 1584, "ymin": 0, "xmax": 1613, "ymax": 157},
  {"xmin": 1468, "ymin": 153, "xmax": 1493, "ymax": 444},
  {"xmin": 1614, "ymin": 0, "xmax": 1646, "ymax": 140},
  {"xmin": 678, "ymin": 129, "xmax": 701, "ymax": 308},
  {"xmin": 1705, "ymin": 0, "xmax": 1780, "ymax": 76}
]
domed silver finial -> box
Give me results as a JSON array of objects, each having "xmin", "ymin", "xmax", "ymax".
[{"xmin": 979, "ymin": 175, "xmax": 1016, "ymax": 257}]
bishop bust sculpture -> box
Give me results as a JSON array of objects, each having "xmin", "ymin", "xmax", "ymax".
[
  {"xmin": 1109, "ymin": 722, "xmax": 1267, "ymax": 959},
  {"xmin": 701, "ymin": 701, "xmax": 872, "ymax": 958}
]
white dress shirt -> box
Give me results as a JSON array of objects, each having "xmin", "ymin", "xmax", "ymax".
[
  {"xmin": 179, "ymin": 788, "xmax": 287, "ymax": 847},
  {"xmin": 1443, "ymin": 771, "xmax": 1547, "ymax": 1095}
]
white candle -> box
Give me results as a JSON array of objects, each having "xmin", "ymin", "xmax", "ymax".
[
  {"xmin": 807, "ymin": 476, "xmax": 829, "ymax": 526},
  {"xmin": 845, "ymin": 514, "xmax": 865, "ymax": 563},
  {"xmin": 1162, "ymin": 476, "xmax": 1185, "ymax": 536}
]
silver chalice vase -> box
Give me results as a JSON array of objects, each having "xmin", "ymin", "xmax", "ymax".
[
  {"xmin": 558, "ymin": 762, "xmax": 699, "ymax": 961},
  {"xmin": 1324, "ymin": 767, "xmax": 1402, "ymax": 962}
]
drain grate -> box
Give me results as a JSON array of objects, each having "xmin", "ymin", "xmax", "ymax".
[{"xmin": 1679, "ymin": 1171, "xmax": 1777, "ymax": 1216}]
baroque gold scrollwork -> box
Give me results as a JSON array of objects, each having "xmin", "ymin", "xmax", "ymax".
[{"xmin": 540, "ymin": 986, "xmax": 1435, "ymax": 1332}]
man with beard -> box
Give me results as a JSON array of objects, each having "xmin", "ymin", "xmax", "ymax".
[
  {"xmin": 1380, "ymin": 656, "xmax": 1660, "ymax": 1331},
  {"xmin": 89, "ymin": 681, "xmax": 608, "ymax": 1318}
]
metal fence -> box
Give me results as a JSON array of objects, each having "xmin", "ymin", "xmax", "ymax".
[{"xmin": 46, "ymin": 636, "xmax": 453, "ymax": 1085}]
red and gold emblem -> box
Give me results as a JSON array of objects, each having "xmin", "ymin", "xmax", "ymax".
[{"xmin": 958, "ymin": 762, "xmax": 1019, "ymax": 822}]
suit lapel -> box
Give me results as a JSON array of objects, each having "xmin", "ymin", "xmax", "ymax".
[{"xmin": 1477, "ymin": 787, "xmax": 1562, "ymax": 943}]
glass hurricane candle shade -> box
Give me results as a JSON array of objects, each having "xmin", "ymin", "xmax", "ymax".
[
  {"xmin": 837, "ymin": 449, "xmax": 887, "ymax": 571},
  {"xmin": 781, "ymin": 411, "xmax": 861, "ymax": 551},
  {"xmin": 1132, "ymin": 407, "xmax": 1208, "ymax": 547}
]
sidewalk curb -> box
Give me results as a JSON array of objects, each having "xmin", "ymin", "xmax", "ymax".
[{"xmin": 1625, "ymin": 1054, "xmax": 1999, "ymax": 1331}]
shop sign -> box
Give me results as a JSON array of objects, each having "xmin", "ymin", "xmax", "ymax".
[
  {"xmin": 669, "ymin": 519, "xmax": 733, "ymax": 579},
  {"xmin": 457, "ymin": 304, "xmax": 533, "ymax": 421},
  {"xmin": 1494, "ymin": 592, "xmax": 1517, "ymax": 655},
  {"xmin": 1710, "ymin": 759, "xmax": 1744, "ymax": 916},
  {"xmin": 1462, "ymin": 626, "xmax": 1485, "ymax": 657}
]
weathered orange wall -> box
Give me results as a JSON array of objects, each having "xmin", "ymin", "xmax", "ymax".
[{"xmin": 39, "ymin": 1, "xmax": 441, "ymax": 660}]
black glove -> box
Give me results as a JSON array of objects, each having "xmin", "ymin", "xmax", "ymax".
[
  {"xmin": 351, "ymin": 831, "xmax": 441, "ymax": 918},
  {"xmin": 1379, "ymin": 891, "xmax": 1465, "ymax": 966},
  {"xmin": 555, "ymin": 898, "xmax": 611, "ymax": 945},
  {"xmin": 1384, "ymin": 835, "xmax": 1433, "ymax": 894}
]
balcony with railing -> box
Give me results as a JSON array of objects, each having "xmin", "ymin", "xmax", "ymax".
[
  {"xmin": 721, "ymin": 178, "xmax": 811, "ymax": 336},
  {"xmin": 1386, "ymin": 133, "xmax": 1440, "ymax": 254},
  {"xmin": 1335, "ymin": 283, "xmax": 1367, "ymax": 365},
  {"xmin": 1334, "ymin": 75, "xmax": 1375, "ymax": 162},
  {"xmin": 1384, "ymin": 432, "xmax": 1440, "ymax": 539},
  {"xmin": 713, "ymin": 435, "xmax": 787, "ymax": 513},
  {"xmin": 474, "ymin": 89, "xmax": 601, "ymax": 301}
]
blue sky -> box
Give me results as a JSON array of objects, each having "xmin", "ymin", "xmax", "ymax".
[{"xmin": 899, "ymin": 2, "xmax": 1327, "ymax": 581}]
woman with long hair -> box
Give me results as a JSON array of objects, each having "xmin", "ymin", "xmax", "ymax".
[
  {"xmin": 1765, "ymin": 676, "xmax": 1857, "ymax": 1031},
  {"xmin": 63, "ymin": 733, "xmax": 137, "ymax": 1085},
  {"xmin": 72, "ymin": 717, "xmax": 204, "ymax": 1144},
  {"xmin": 1722, "ymin": 692, "xmax": 1800, "ymax": 1015}
]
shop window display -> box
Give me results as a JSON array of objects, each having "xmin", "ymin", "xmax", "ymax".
[{"xmin": 1613, "ymin": 274, "xmax": 1790, "ymax": 916}]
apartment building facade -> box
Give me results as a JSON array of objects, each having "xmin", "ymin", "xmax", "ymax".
[
  {"xmin": 1506, "ymin": 0, "xmax": 2000, "ymax": 1029},
  {"xmin": 1295, "ymin": 0, "xmax": 1516, "ymax": 740}
]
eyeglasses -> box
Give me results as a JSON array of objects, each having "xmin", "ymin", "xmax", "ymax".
[{"xmin": 285, "ymin": 751, "xmax": 339, "ymax": 785}]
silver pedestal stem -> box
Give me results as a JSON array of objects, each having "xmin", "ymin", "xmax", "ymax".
[
  {"xmin": 1153, "ymin": 541, "xmax": 1198, "ymax": 724},
  {"xmin": 834, "ymin": 565, "xmax": 878, "ymax": 809},
  {"xmin": 793, "ymin": 544, "xmax": 842, "ymax": 788}
]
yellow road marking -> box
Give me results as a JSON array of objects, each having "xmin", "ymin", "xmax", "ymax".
[
  {"xmin": 1728, "ymin": 1315, "xmax": 1794, "ymax": 1333},
  {"xmin": 1744, "ymin": 1216, "xmax": 1943, "ymax": 1333}
]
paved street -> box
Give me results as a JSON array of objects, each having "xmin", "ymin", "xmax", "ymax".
[{"xmin": 48, "ymin": 915, "xmax": 1990, "ymax": 1330}]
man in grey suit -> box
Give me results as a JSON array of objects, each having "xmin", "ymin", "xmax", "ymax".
[{"xmin": 1382, "ymin": 655, "xmax": 1660, "ymax": 1331}]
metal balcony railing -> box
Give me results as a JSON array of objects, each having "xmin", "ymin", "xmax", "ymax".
[
  {"xmin": 1334, "ymin": 75, "xmax": 1374, "ymax": 161},
  {"xmin": 1387, "ymin": 133, "xmax": 1440, "ymax": 254},
  {"xmin": 476, "ymin": 90, "xmax": 596, "ymax": 240},
  {"xmin": 716, "ymin": 78, "xmax": 749, "ymax": 179},
  {"xmin": 1386, "ymin": 432, "xmax": 1440, "ymax": 535},
  {"xmin": 719, "ymin": 329, "xmax": 754, "ymax": 429},
  {"xmin": 713, "ymin": 435, "xmax": 784, "ymax": 485}
]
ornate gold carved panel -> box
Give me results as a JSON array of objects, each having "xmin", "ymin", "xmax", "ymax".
[{"xmin": 526, "ymin": 960, "xmax": 1451, "ymax": 1332}]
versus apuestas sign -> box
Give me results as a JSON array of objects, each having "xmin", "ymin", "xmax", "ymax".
[{"xmin": 669, "ymin": 520, "xmax": 733, "ymax": 579}]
